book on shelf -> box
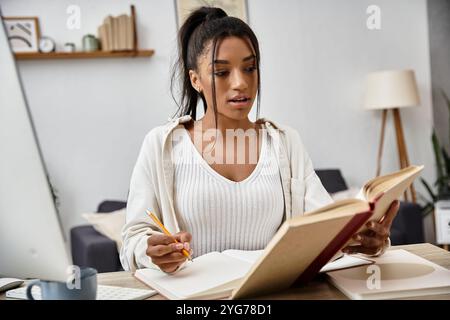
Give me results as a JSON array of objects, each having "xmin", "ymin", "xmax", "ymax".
[
  {"xmin": 135, "ymin": 165, "xmax": 423, "ymax": 300},
  {"xmin": 327, "ymin": 249, "xmax": 450, "ymax": 299},
  {"xmin": 97, "ymin": 6, "xmax": 136, "ymax": 52}
]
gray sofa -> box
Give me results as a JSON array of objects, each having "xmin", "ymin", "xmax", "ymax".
[
  {"xmin": 70, "ymin": 169, "xmax": 424, "ymax": 272},
  {"xmin": 71, "ymin": 201, "xmax": 125, "ymax": 272}
]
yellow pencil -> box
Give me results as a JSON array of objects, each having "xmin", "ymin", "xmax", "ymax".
[{"xmin": 146, "ymin": 210, "xmax": 193, "ymax": 261}]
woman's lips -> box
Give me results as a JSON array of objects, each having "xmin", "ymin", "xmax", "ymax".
[{"xmin": 228, "ymin": 98, "xmax": 252, "ymax": 108}]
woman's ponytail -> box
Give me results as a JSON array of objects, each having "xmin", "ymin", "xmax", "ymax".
[{"xmin": 172, "ymin": 7, "xmax": 227, "ymax": 119}]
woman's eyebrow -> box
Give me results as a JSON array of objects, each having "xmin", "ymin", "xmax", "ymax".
[{"xmin": 212, "ymin": 54, "xmax": 256, "ymax": 65}]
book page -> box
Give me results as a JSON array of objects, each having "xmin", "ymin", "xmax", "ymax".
[
  {"xmin": 343, "ymin": 165, "xmax": 424, "ymax": 239},
  {"xmin": 135, "ymin": 252, "xmax": 252, "ymax": 299},
  {"xmin": 355, "ymin": 187, "xmax": 366, "ymax": 201},
  {"xmin": 301, "ymin": 199, "xmax": 370, "ymax": 222},
  {"xmin": 362, "ymin": 165, "xmax": 424, "ymax": 202},
  {"xmin": 320, "ymin": 254, "xmax": 373, "ymax": 273},
  {"xmin": 222, "ymin": 250, "xmax": 263, "ymax": 264}
]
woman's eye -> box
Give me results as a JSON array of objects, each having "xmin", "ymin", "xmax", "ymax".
[
  {"xmin": 214, "ymin": 71, "xmax": 228, "ymax": 77},
  {"xmin": 245, "ymin": 66, "xmax": 257, "ymax": 73}
]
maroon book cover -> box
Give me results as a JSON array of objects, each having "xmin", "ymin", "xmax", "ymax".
[{"xmin": 294, "ymin": 209, "xmax": 373, "ymax": 285}]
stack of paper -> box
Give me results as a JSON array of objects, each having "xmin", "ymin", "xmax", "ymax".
[{"xmin": 327, "ymin": 249, "xmax": 450, "ymax": 299}]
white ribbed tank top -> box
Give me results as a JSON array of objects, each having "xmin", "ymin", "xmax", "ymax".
[{"xmin": 172, "ymin": 127, "xmax": 284, "ymax": 257}]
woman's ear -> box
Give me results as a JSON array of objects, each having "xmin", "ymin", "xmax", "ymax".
[{"xmin": 189, "ymin": 70, "xmax": 202, "ymax": 93}]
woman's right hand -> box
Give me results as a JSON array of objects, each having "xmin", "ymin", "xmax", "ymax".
[{"xmin": 146, "ymin": 231, "xmax": 192, "ymax": 273}]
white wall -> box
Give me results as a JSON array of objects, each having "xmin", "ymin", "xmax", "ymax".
[
  {"xmin": 1, "ymin": 0, "xmax": 435, "ymax": 241},
  {"xmin": 250, "ymin": 0, "xmax": 434, "ymax": 188}
]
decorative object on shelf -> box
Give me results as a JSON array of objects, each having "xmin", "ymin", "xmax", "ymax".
[
  {"xmin": 363, "ymin": 69, "xmax": 421, "ymax": 203},
  {"xmin": 82, "ymin": 34, "xmax": 99, "ymax": 52},
  {"xmin": 11, "ymin": 5, "xmax": 152, "ymax": 61},
  {"xmin": 3, "ymin": 16, "xmax": 40, "ymax": 53},
  {"xmin": 38, "ymin": 36, "xmax": 56, "ymax": 53},
  {"xmin": 175, "ymin": 0, "xmax": 248, "ymax": 28},
  {"xmin": 63, "ymin": 42, "xmax": 76, "ymax": 52},
  {"xmin": 97, "ymin": 5, "xmax": 137, "ymax": 52}
]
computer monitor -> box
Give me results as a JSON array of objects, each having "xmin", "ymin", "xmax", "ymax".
[{"xmin": 0, "ymin": 13, "xmax": 72, "ymax": 282}]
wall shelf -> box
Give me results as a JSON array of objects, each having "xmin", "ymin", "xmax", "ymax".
[{"xmin": 14, "ymin": 50, "xmax": 155, "ymax": 60}]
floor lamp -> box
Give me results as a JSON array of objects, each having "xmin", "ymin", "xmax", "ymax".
[{"xmin": 363, "ymin": 69, "xmax": 421, "ymax": 203}]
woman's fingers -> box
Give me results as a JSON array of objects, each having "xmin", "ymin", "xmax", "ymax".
[
  {"xmin": 366, "ymin": 221, "xmax": 390, "ymax": 239},
  {"xmin": 148, "ymin": 234, "xmax": 177, "ymax": 246},
  {"xmin": 380, "ymin": 200, "xmax": 400, "ymax": 227},
  {"xmin": 147, "ymin": 242, "xmax": 185, "ymax": 257},
  {"xmin": 176, "ymin": 231, "xmax": 192, "ymax": 242},
  {"xmin": 146, "ymin": 232, "xmax": 193, "ymax": 270},
  {"xmin": 342, "ymin": 245, "xmax": 379, "ymax": 256},
  {"xmin": 343, "ymin": 233, "xmax": 384, "ymax": 255},
  {"xmin": 151, "ymin": 251, "xmax": 186, "ymax": 266},
  {"xmin": 353, "ymin": 233, "xmax": 383, "ymax": 249},
  {"xmin": 344, "ymin": 201, "xmax": 399, "ymax": 256},
  {"xmin": 147, "ymin": 234, "xmax": 187, "ymax": 256},
  {"xmin": 174, "ymin": 231, "xmax": 192, "ymax": 251},
  {"xmin": 159, "ymin": 261, "xmax": 183, "ymax": 274}
]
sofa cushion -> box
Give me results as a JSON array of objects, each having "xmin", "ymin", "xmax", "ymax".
[{"xmin": 82, "ymin": 208, "xmax": 126, "ymax": 252}]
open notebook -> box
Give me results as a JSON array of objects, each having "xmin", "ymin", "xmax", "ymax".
[{"xmin": 134, "ymin": 250, "xmax": 372, "ymax": 300}]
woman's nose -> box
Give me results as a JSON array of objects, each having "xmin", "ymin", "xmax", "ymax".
[{"xmin": 230, "ymin": 70, "xmax": 248, "ymax": 90}]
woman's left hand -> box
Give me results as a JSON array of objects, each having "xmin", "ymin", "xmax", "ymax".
[{"xmin": 342, "ymin": 200, "xmax": 400, "ymax": 256}]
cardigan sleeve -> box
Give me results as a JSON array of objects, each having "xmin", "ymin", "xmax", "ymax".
[
  {"xmin": 303, "ymin": 159, "xmax": 334, "ymax": 212},
  {"xmin": 120, "ymin": 130, "xmax": 165, "ymax": 272},
  {"xmin": 284, "ymin": 125, "xmax": 334, "ymax": 214}
]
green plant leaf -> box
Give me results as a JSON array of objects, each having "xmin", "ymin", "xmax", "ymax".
[
  {"xmin": 422, "ymin": 204, "xmax": 434, "ymax": 217},
  {"xmin": 435, "ymin": 175, "xmax": 449, "ymax": 186},
  {"xmin": 432, "ymin": 130, "xmax": 445, "ymax": 181},
  {"xmin": 421, "ymin": 177, "xmax": 437, "ymax": 202},
  {"xmin": 442, "ymin": 147, "xmax": 450, "ymax": 179},
  {"xmin": 442, "ymin": 89, "xmax": 450, "ymax": 144}
]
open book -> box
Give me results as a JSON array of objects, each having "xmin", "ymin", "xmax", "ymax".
[
  {"xmin": 231, "ymin": 165, "xmax": 423, "ymax": 299},
  {"xmin": 134, "ymin": 250, "xmax": 372, "ymax": 300},
  {"xmin": 351, "ymin": 165, "xmax": 424, "ymax": 234},
  {"xmin": 135, "ymin": 165, "xmax": 423, "ymax": 300}
]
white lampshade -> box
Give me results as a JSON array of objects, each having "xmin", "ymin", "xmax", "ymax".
[{"xmin": 363, "ymin": 69, "xmax": 420, "ymax": 110}]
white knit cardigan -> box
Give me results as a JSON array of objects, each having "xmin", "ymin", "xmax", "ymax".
[{"xmin": 120, "ymin": 115, "xmax": 333, "ymax": 272}]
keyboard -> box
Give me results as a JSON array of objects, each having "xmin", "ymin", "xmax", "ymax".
[{"xmin": 6, "ymin": 285, "xmax": 157, "ymax": 300}]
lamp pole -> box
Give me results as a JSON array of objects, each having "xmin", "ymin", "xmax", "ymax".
[{"xmin": 376, "ymin": 108, "xmax": 417, "ymax": 203}]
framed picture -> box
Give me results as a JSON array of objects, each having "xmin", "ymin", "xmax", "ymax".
[
  {"xmin": 175, "ymin": 0, "xmax": 248, "ymax": 28},
  {"xmin": 3, "ymin": 17, "xmax": 41, "ymax": 53}
]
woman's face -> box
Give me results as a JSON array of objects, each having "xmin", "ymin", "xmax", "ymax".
[{"xmin": 189, "ymin": 36, "xmax": 258, "ymax": 121}]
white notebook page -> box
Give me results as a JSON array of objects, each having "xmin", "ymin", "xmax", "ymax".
[
  {"xmin": 222, "ymin": 249, "xmax": 264, "ymax": 264},
  {"xmin": 135, "ymin": 251, "xmax": 253, "ymax": 299}
]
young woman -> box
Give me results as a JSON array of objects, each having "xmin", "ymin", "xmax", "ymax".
[{"xmin": 120, "ymin": 7, "xmax": 398, "ymax": 274}]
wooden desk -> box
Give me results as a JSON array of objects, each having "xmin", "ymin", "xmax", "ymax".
[{"xmin": 2, "ymin": 243, "xmax": 450, "ymax": 300}]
